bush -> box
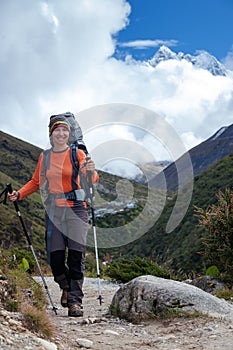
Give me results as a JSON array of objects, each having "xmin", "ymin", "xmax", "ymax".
[
  {"xmin": 205, "ymin": 265, "xmax": 220, "ymax": 278},
  {"xmin": 106, "ymin": 256, "xmax": 171, "ymax": 283},
  {"xmin": 195, "ymin": 188, "xmax": 233, "ymax": 283}
]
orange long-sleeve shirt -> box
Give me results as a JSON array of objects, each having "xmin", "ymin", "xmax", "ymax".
[{"xmin": 18, "ymin": 148, "xmax": 98, "ymax": 207}]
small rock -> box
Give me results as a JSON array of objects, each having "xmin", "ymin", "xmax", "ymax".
[
  {"xmin": 0, "ymin": 309, "xmax": 9, "ymax": 317},
  {"xmin": 103, "ymin": 329, "xmax": 120, "ymax": 336},
  {"xmin": 76, "ymin": 338, "xmax": 93, "ymax": 348},
  {"xmin": 154, "ymin": 336, "xmax": 164, "ymax": 343},
  {"xmin": 37, "ymin": 337, "xmax": 58, "ymax": 350},
  {"xmin": 8, "ymin": 318, "xmax": 21, "ymax": 327},
  {"xmin": 204, "ymin": 326, "xmax": 215, "ymax": 332}
]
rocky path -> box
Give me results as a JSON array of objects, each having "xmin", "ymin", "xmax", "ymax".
[
  {"xmin": 43, "ymin": 277, "xmax": 233, "ymax": 350},
  {"xmin": 1, "ymin": 277, "xmax": 233, "ymax": 349}
]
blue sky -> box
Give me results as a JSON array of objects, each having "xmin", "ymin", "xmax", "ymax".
[{"xmin": 115, "ymin": 0, "xmax": 233, "ymax": 62}]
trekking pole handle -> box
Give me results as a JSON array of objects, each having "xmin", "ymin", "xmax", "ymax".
[
  {"xmin": 6, "ymin": 183, "xmax": 20, "ymax": 212},
  {"xmin": 6, "ymin": 183, "xmax": 13, "ymax": 194},
  {"xmin": 85, "ymin": 154, "xmax": 91, "ymax": 163},
  {"xmin": 85, "ymin": 154, "xmax": 93, "ymax": 183},
  {"xmin": 85, "ymin": 155, "xmax": 95, "ymax": 206}
]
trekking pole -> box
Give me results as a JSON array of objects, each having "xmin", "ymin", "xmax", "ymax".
[
  {"xmin": 6, "ymin": 183, "xmax": 58, "ymax": 315},
  {"xmin": 86, "ymin": 165, "xmax": 103, "ymax": 306}
]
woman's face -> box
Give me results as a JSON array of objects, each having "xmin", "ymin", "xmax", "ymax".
[{"xmin": 51, "ymin": 126, "xmax": 69, "ymax": 147}]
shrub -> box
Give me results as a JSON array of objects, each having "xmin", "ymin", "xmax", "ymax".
[
  {"xmin": 195, "ymin": 187, "xmax": 233, "ymax": 283},
  {"xmin": 205, "ymin": 265, "xmax": 220, "ymax": 278},
  {"xmin": 106, "ymin": 256, "xmax": 171, "ymax": 283}
]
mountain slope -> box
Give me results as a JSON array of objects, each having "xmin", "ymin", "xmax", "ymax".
[
  {"xmin": 152, "ymin": 123, "xmax": 233, "ymax": 191},
  {"xmin": 118, "ymin": 152, "xmax": 233, "ymax": 276}
]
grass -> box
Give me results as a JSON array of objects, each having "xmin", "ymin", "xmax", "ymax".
[
  {"xmin": 215, "ymin": 288, "xmax": 233, "ymax": 301},
  {"xmin": 0, "ymin": 249, "xmax": 55, "ymax": 339},
  {"xmin": 21, "ymin": 303, "xmax": 54, "ymax": 339}
]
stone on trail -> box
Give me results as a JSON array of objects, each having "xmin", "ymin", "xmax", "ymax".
[
  {"xmin": 76, "ymin": 338, "xmax": 93, "ymax": 348},
  {"xmin": 110, "ymin": 275, "xmax": 233, "ymax": 322}
]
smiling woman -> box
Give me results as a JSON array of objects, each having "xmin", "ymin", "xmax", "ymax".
[
  {"xmin": 51, "ymin": 126, "xmax": 70, "ymax": 151},
  {"xmin": 7, "ymin": 113, "xmax": 99, "ymax": 318},
  {"xmin": 49, "ymin": 115, "xmax": 71, "ymax": 151}
]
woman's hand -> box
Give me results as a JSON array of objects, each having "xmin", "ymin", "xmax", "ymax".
[
  {"xmin": 85, "ymin": 159, "xmax": 96, "ymax": 172},
  {"xmin": 7, "ymin": 190, "xmax": 19, "ymax": 202}
]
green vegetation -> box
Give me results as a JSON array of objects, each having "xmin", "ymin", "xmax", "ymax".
[
  {"xmin": 195, "ymin": 187, "xmax": 233, "ymax": 283},
  {"xmin": 205, "ymin": 265, "xmax": 220, "ymax": 278},
  {"xmin": 0, "ymin": 249, "xmax": 54, "ymax": 338},
  {"xmin": 105, "ymin": 256, "xmax": 171, "ymax": 283},
  {"xmin": 113, "ymin": 154, "xmax": 233, "ymax": 278},
  {"xmin": 0, "ymin": 250, "xmax": 47, "ymax": 311},
  {"xmin": 84, "ymin": 252, "xmax": 107, "ymax": 277},
  {"xmin": 214, "ymin": 287, "xmax": 233, "ymax": 300}
]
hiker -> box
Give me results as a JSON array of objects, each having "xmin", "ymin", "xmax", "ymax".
[{"xmin": 8, "ymin": 114, "xmax": 99, "ymax": 317}]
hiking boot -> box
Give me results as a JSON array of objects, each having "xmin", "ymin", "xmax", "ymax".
[
  {"xmin": 68, "ymin": 304, "xmax": 83, "ymax": 317},
  {"xmin": 61, "ymin": 290, "xmax": 68, "ymax": 308}
]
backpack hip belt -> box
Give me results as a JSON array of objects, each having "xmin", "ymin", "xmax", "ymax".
[{"xmin": 56, "ymin": 189, "xmax": 86, "ymax": 201}]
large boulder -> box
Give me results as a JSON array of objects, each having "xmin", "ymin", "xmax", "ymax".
[{"xmin": 110, "ymin": 275, "xmax": 233, "ymax": 322}]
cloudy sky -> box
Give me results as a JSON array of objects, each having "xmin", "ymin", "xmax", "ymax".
[{"xmin": 1, "ymin": 0, "xmax": 233, "ymax": 176}]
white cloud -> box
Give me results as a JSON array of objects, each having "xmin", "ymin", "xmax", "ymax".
[
  {"xmin": 1, "ymin": 0, "xmax": 233, "ymax": 179},
  {"xmin": 223, "ymin": 47, "xmax": 233, "ymax": 70},
  {"xmin": 118, "ymin": 39, "xmax": 178, "ymax": 49}
]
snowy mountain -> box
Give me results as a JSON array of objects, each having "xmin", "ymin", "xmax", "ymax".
[{"xmin": 147, "ymin": 45, "xmax": 227, "ymax": 76}]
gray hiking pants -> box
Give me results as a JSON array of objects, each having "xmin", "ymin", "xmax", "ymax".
[{"xmin": 45, "ymin": 204, "xmax": 89, "ymax": 306}]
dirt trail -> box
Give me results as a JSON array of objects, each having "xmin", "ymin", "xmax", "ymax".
[{"xmin": 39, "ymin": 277, "xmax": 233, "ymax": 350}]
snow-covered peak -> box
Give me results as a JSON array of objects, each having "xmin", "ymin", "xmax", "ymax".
[
  {"xmin": 148, "ymin": 46, "xmax": 227, "ymax": 76},
  {"xmin": 149, "ymin": 45, "xmax": 176, "ymax": 65}
]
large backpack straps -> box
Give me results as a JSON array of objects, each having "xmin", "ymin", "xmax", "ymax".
[
  {"xmin": 70, "ymin": 143, "xmax": 80, "ymax": 191},
  {"xmin": 40, "ymin": 148, "xmax": 52, "ymax": 179}
]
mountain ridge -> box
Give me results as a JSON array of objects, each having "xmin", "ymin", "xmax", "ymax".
[
  {"xmin": 151, "ymin": 123, "xmax": 233, "ymax": 191},
  {"xmin": 147, "ymin": 45, "xmax": 228, "ymax": 76}
]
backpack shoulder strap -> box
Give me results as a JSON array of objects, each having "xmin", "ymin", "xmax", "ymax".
[
  {"xmin": 70, "ymin": 143, "xmax": 79, "ymax": 190},
  {"xmin": 70, "ymin": 143, "xmax": 79, "ymax": 172},
  {"xmin": 40, "ymin": 148, "xmax": 51, "ymax": 177}
]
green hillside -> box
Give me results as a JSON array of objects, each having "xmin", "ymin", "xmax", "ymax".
[
  {"xmin": 116, "ymin": 153, "xmax": 233, "ymax": 276},
  {"xmin": 0, "ymin": 131, "xmax": 45, "ymax": 257}
]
